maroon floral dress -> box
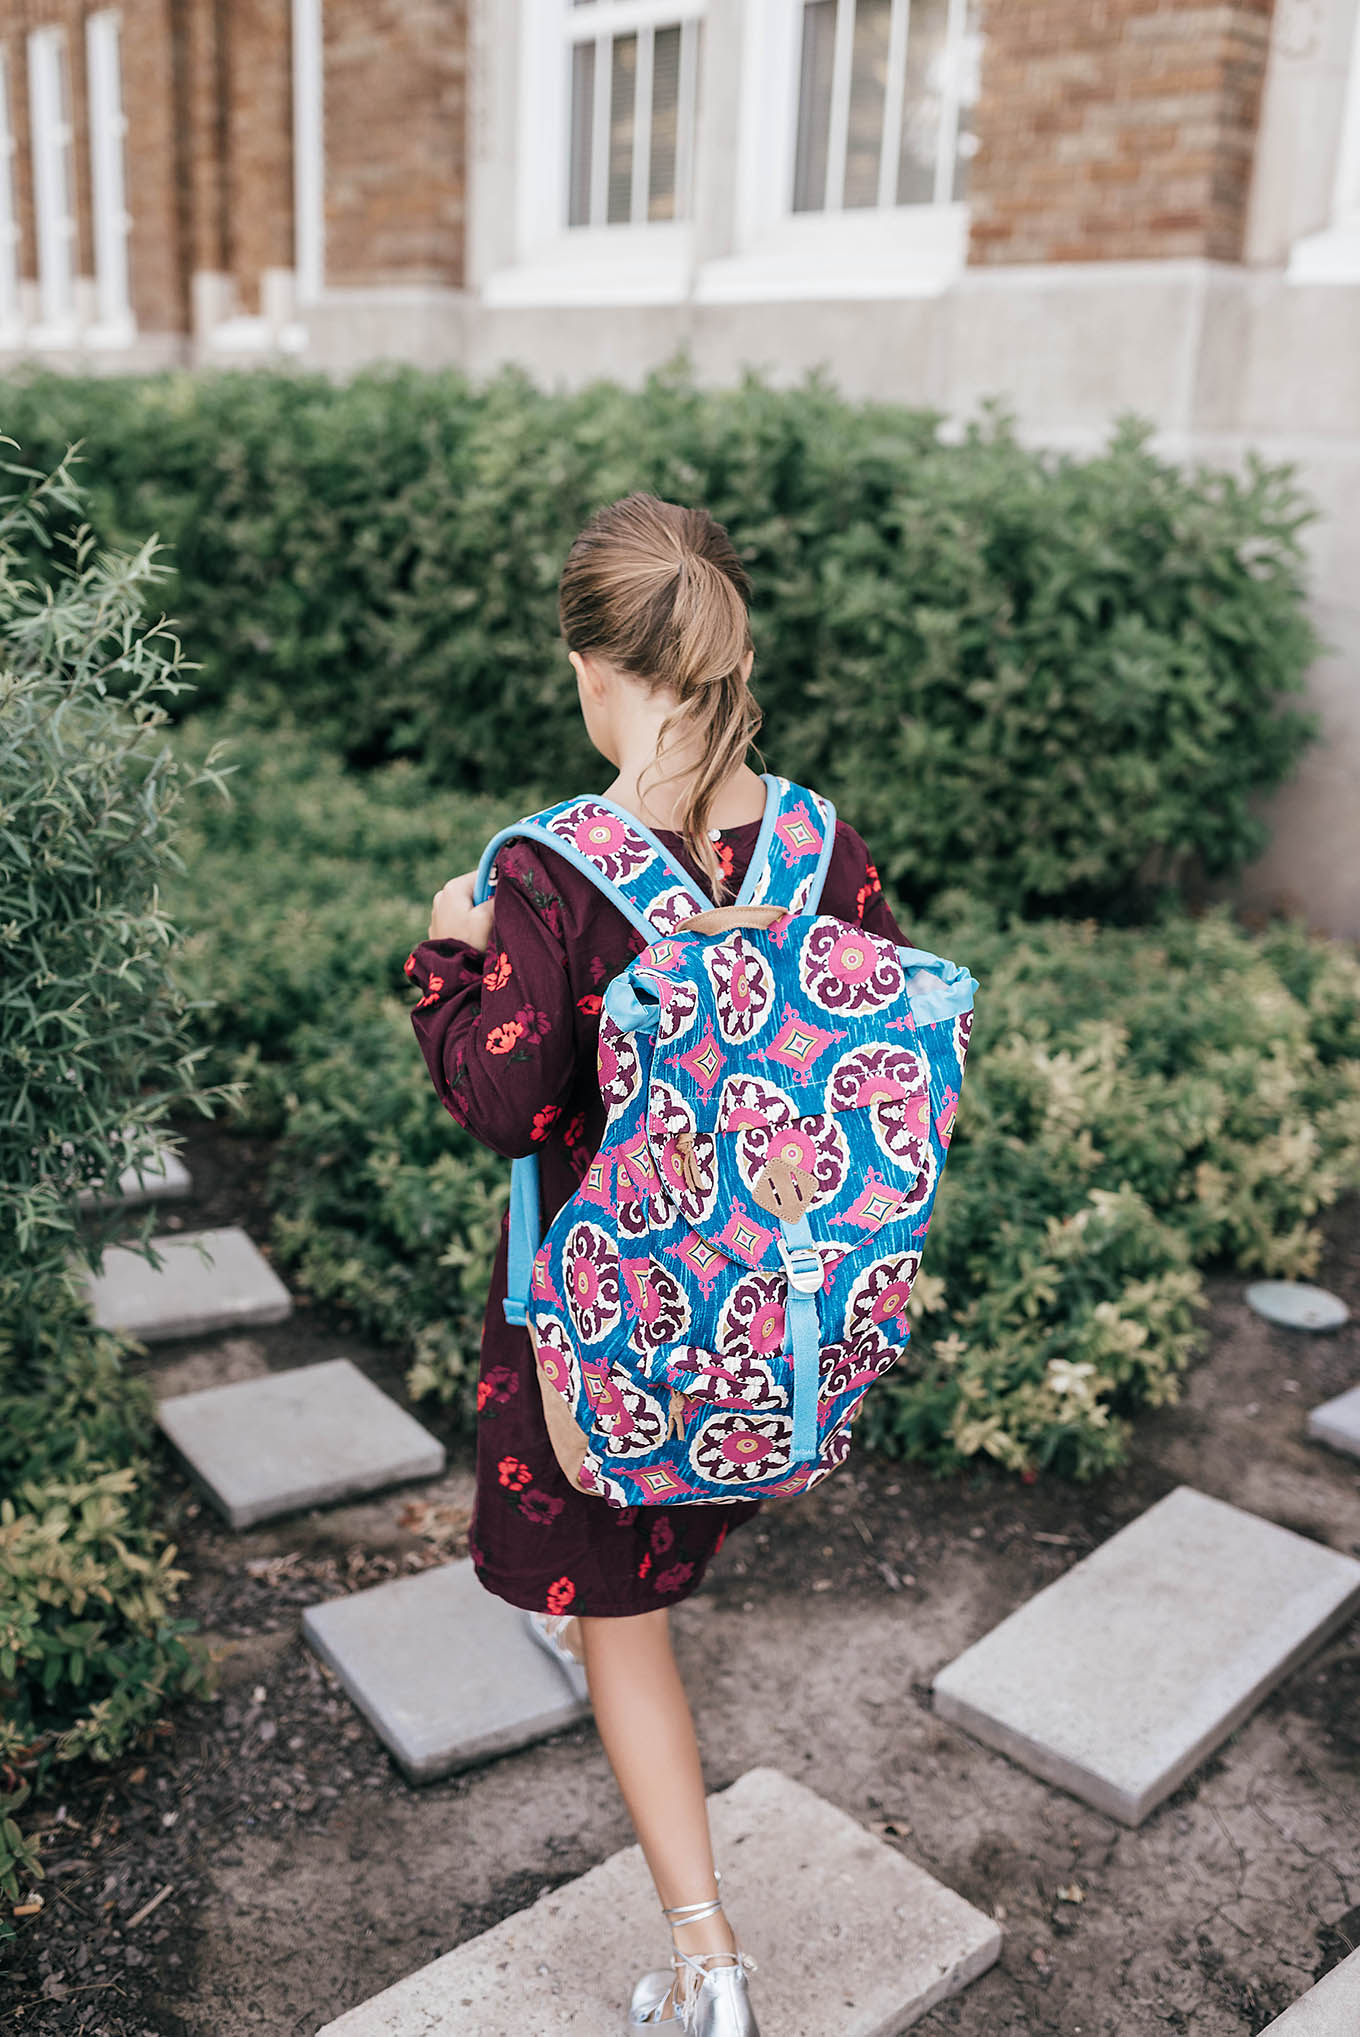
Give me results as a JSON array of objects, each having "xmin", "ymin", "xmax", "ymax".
[{"xmin": 407, "ymin": 809, "xmax": 909, "ymax": 1618}]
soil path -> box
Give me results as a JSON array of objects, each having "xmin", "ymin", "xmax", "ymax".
[{"xmin": 7, "ymin": 1121, "xmax": 1358, "ymax": 2037}]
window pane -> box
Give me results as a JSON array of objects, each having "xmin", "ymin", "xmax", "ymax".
[
  {"xmin": 895, "ymin": 0, "xmax": 947, "ymax": 204},
  {"xmin": 607, "ymin": 33, "xmax": 637, "ymax": 224},
  {"xmin": 567, "ymin": 39, "xmax": 595, "ymax": 226},
  {"xmin": 792, "ymin": 0, "xmax": 836, "ymax": 212},
  {"xmin": 951, "ymin": 3, "xmax": 983, "ymax": 200},
  {"xmin": 649, "ymin": 23, "xmax": 681, "ymax": 220},
  {"xmin": 844, "ymin": 0, "xmax": 892, "ymax": 209}
]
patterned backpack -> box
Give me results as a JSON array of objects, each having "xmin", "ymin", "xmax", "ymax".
[{"xmin": 473, "ymin": 776, "xmax": 977, "ymax": 1509}]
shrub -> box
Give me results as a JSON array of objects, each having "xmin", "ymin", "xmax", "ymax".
[
  {"xmin": 0, "ymin": 444, "xmax": 224, "ymax": 1911},
  {"xmin": 862, "ymin": 892, "xmax": 1360, "ymax": 1477},
  {"xmin": 0, "ymin": 362, "xmax": 1321, "ymax": 917},
  {"xmin": 168, "ymin": 711, "xmax": 522, "ymax": 1413},
  {"xmin": 167, "ymin": 717, "xmax": 1360, "ymax": 1481}
]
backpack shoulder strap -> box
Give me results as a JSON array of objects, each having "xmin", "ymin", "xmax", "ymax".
[
  {"xmin": 474, "ymin": 795, "xmax": 708, "ymax": 938},
  {"xmin": 735, "ymin": 777, "xmax": 837, "ymax": 916}
]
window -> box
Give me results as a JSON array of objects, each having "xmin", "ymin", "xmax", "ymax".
[
  {"xmin": 564, "ymin": 1, "xmax": 702, "ymax": 228},
  {"xmin": 0, "ymin": 49, "xmax": 20, "ymax": 338},
  {"xmin": 27, "ymin": 26, "xmax": 78, "ymax": 333},
  {"xmin": 1287, "ymin": 0, "xmax": 1360, "ymax": 281},
  {"xmin": 791, "ymin": 0, "xmax": 979, "ymax": 214},
  {"xmin": 86, "ymin": 11, "xmax": 133, "ymax": 337}
]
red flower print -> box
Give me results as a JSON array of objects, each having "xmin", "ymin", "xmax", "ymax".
[
  {"xmin": 513, "ymin": 1004, "xmax": 553, "ymax": 1044},
  {"xmin": 477, "ymin": 1366, "xmax": 519, "ymax": 1412},
  {"xmin": 637, "ymin": 1552, "xmax": 652, "ymax": 1580},
  {"xmin": 497, "ymin": 1455, "xmax": 532, "ymax": 1491},
  {"xmin": 577, "ymin": 993, "xmax": 603, "ymax": 1017},
  {"xmin": 713, "ymin": 1525, "xmax": 728, "ymax": 1554},
  {"xmin": 560, "ymin": 1112, "xmax": 586, "ymax": 1150},
  {"xmin": 649, "ymin": 1516, "xmax": 675, "ymax": 1555},
  {"xmin": 519, "ymin": 1489, "xmax": 566, "ymax": 1526},
  {"xmin": 589, "ymin": 955, "xmax": 609, "ymax": 985},
  {"xmin": 483, "ymin": 950, "xmax": 512, "ymax": 992},
  {"xmin": 546, "ymin": 1575, "xmax": 576, "ymax": 1615},
  {"xmin": 715, "ymin": 837, "xmax": 735, "ymax": 884},
  {"xmin": 403, "ymin": 951, "xmax": 417, "ymax": 978},
  {"xmin": 414, "ymin": 970, "xmax": 447, "ymax": 1010},
  {"xmin": 653, "ymin": 1561, "xmax": 695, "ymax": 1594},
  {"xmin": 531, "ymin": 1103, "xmax": 562, "ymax": 1143},
  {"xmin": 486, "ymin": 1020, "xmax": 525, "ymax": 1054},
  {"xmin": 855, "ymin": 860, "xmax": 883, "ymax": 923}
]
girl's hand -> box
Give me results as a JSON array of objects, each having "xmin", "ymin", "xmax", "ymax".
[{"xmin": 428, "ymin": 872, "xmax": 495, "ymax": 950}]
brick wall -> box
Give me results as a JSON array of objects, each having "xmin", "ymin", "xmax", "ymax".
[
  {"xmin": 968, "ymin": 0, "xmax": 1276, "ymax": 265},
  {"xmin": 223, "ymin": 0, "xmax": 292, "ymax": 313},
  {"xmin": 323, "ymin": 0, "xmax": 466, "ymax": 288}
]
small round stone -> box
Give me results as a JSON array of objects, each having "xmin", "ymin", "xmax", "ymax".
[{"xmin": 1244, "ymin": 1281, "xmax": 1349, "ymax": 1331}]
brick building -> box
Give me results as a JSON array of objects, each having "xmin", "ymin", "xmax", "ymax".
[{"xmin": 0, "ymin": 0, "xmax": 1357, "ymax": 931}]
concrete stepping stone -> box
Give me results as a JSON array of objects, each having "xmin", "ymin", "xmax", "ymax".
[
  {"xmin": 157, "ymin": 1357, "xmax": 445, "ymax": 1528},
  {"xmin": 302, "ymin": 1558, "xmax": 589, "ymax": 1784},
  {"xmin": 931, "ymin": 1484, "xmax": 1360, "ymax": 1827},
  {"xmin": 315, "ymin": 1765, "xmax": 1002, "ymax": 2036},
  {"xmin": 78, "ymin": 1145, "xmax": 192, "ymax": 1209},
  {"xmin": 86, "ymin": 1225, "xmax": 291, "ymax": 1341},
  {"xmin": 1307, "ymin": 1383, "xmax": 1360, "ymax": 1462},
  {"xmin": 1259, "ymin": 1947, "xmax": 1360, "ymax": 2033}
]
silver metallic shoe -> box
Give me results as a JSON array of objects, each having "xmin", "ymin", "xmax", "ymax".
[
  {"xmin": 524, "ymin": 1609, "xmax": 590, "ymax": 1704},
  {"xmin": 627, "ymin": 1882, "xmax": 759, "ymax": 2035}
]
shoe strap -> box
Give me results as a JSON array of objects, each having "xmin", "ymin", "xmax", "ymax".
[
  {"xmin": 662, "ymin": 1867, "xmax": 724, "ymax": 1931},
  {"xmin": 662, "ymin": 1894, "xmax": 723, "ymax": 1928}
]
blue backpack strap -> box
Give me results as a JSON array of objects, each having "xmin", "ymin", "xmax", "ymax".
[
  {"xmin": 735, "ymin": 776, "xmax": 837, "ymax": 917},
  {"xmin": 475, "ymin": 777, "xmax": 835, "ymax": 1329},
  {"xmin": 476, "ymin": 796, "xmax": 709, "ymax": 1327}
]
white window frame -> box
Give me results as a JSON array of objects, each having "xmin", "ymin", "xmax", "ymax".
[
  {"xmin": 0, "ymin": 49, "xmax": 21, "ymax": 343},
  {"xmin": 1288, "ymin": 1, "xmax": 1360, "ymax": 280},
  {"xmin": 697, "ymin": 0, "xmax": 979, "ymax": 303},
  {"xmin": 27, "ymin": 26, "xmax": 78, "ymax": 340},
  {"xmin": 85, "ymin": 10, "xmax": 134, "ymax": 343},
  {"xmin": 486, "ymin": 0, "xmax": 705, "ymax": 307}
]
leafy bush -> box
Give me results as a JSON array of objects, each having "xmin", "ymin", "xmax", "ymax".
[
  {"xmin": 0, "ymin": 445, "xmax": 223, "ymax": 1910},
  {"xmin": 167, "ymin": 717, "xmax": 1360, "ymax": 1481},
  {"xmin": 0, "ymin": 362, "xmax": 1320, "ymax": 916},
  {"xmin": 863, "ymin": 893, "xmax": 1360, "ymax": 1476},
  {"xmin": 168, "ymin": 710, "xmax": 521, "ymax": 1411}
]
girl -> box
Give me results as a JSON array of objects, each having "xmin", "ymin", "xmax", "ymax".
[{"xmin": 407, "ymin": 492, "xmax": 909, "ymax": 2035}]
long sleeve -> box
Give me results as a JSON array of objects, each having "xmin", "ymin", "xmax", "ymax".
[
  {"xmin": 836, "ymin": 822, "xmax": 911, "ymax": 947},
  {"xmin": 407, "ymin": 842, "xmax": 581, "ymax": 1160}
]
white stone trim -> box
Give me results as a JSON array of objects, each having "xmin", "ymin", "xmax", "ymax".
[
  {"xmin": 0, "ymin": 48, "xmax": 21, "ymax": 345},
  {"xmin": 292, "ymin": 0, "xmax": 325, "ymax": 304},
  {"xmin": 1288, "ymin": 0, "xmax": 1360, "ymax": 279},
  {"xmin": 26, "ymin": 26, "xmax": 77, "ymax": 342},
  {"xmin": 85, "ymin": 11, "xmax": 134, "ymax": 345}
]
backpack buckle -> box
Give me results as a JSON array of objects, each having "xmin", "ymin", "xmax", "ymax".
[{"xmin": 779, "ymin": 1241, "xmax": 823, "ymax": 1294}]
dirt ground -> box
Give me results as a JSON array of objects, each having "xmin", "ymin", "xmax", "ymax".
[{"xmin": 5, "ymin": 1119, "xmax": 1359, "ymax": 2037}]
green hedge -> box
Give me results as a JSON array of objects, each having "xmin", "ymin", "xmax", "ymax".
[
  {"xmin": 0, "ymin": 447, "xmax": 220, "ymax": 1913},
  {"xmin": 0, "ymin": 362, "xmax": 1321, "ymax": 917},
  {"xmin": 168, "ymin": 713, "xmax": 1360, "ymax": 1483}
]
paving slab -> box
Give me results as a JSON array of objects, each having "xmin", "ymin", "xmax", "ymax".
[
  {"xmin": 1307, "ymin": 1382, "xmax": 1360, "ymax": 1462},
  {"xmin": 157, "ymin": 1357, "xmax": 444, "ymax": 1528},
  {"xmin": 78, "ymin": 1146, "xmax": 192, "ymax": 1209},
  {"xmin": 1259, "ymin": 1948, "xmax": 1360, "ymax": 2034},
  {"xmin": 302, "ymin": 1558, "xmax": 590, "ymax": 1784},
  {"xmin": 85, "ymin": 1225, "xmax": 292, "ymax": 1341},
  {"xmin": 315, "ymin": 1765, "xmax": 1002, "ymax": 2037},
  {"xmin": 931, "ymin": 1483, "xmax": 1360, "ymax": 1826}
]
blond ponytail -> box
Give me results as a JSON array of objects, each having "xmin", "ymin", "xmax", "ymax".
[{"xmin": 557, "ymin": 493, "xmax": 763, "ymax": 902}]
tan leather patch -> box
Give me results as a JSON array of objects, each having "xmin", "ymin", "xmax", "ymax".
[
  {"xmin": 675, "ymin": 904, "xmax": 790, "ymax": 936},
  {"xmin": 528, "ymin": 1325, "xmax": 594, "ymax": 1494},
  {"xmin": 750, "ymin": 1154, "xmax": 819, "ymax": 1220}
]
